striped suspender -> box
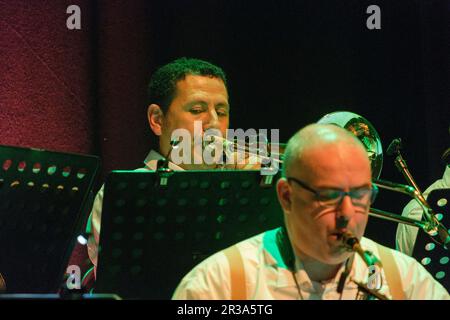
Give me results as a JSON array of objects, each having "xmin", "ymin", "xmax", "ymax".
[
  {"xmin": 224, "ymin": 243, "xmax": 405, "ymax": 300},
  {"xmin": 224, "ymin": 245, "xmax": 247, "ymax": 300},
  {"xmin": 376, "ymin": 244, "xmax": 406, "ymax": 300}
]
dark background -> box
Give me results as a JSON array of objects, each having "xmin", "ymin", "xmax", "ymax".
[{"xmin": 1, "ymin": 0, "xmax": 449, "ymax": 249}]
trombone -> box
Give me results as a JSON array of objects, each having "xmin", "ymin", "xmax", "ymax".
[
  {"xmin": 318, "ymin": 111, "xmax": 449, "ymax": 249},
  {"xmin": 203, "ymin": 111, "xmax": 449, "ymax": 248}
]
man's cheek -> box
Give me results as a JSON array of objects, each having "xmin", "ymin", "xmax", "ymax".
[{"xmin": 356, "ymin": 219, "xmax": 368, "ymax": 235}]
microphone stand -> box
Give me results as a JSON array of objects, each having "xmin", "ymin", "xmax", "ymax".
[
  {"xmin": 157, "ymin": 139, "xmax": 180, "ymax": 172},
  {"xmin": 156, "ymin": 139, "xmax": 180, "ymax": 186}
]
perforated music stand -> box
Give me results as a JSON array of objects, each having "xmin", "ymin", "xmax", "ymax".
[
  {"xmin": 413, "ymin": 188, "xmax": 450, "ymax": 291},
  {"xmin": 0, "ymin": 145, "xmax": 100, "ymax": 293},
  {"xmin": 94, "ymin": 170, "xmax": 283, "ymax": 299}
]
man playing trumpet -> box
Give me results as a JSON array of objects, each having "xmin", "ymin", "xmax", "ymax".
[{"xmin": 86, "ymin": 57, "xmax": 262, "ymax": 278}]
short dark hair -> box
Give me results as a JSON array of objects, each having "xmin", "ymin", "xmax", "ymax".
[{"xmin": 147, "ymin": 57, "xmax": 227, "ymax": 113}]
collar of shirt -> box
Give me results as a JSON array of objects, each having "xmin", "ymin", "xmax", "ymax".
[
  {"xmin": 143, "ymin": 149, "xmax": 185, "ymax": 171},
  {"xmin": 261, "ymin": 229, "xmax": 356, "ymax": 295},
  {"xmin": 292, "ymin": 255, "xmax": 353, "ymax": 294},
  {"xmin": 260, "ymin": 229, "xmax": 376, "ymax": 299}
]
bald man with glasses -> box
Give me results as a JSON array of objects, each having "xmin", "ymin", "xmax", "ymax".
[{"xmin": 172, "ymin": 124, "xmax": 449, "ymax": 300}]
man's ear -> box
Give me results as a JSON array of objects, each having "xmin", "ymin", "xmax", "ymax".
[
  {"xmin": 148, "ymin": 104, "xmax": 164, "ymax": 136},
  {"xmin": 277, "ymin": 178, "xmax": 292, "ymax": 214}
]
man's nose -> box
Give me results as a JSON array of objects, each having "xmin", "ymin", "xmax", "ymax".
[
  {"xmin": 336, "ymin": 195, "xmax": 356, "ymax": 222},
  {"xmin": 203, "ymin": 108, "xmax": 220, "ymax": 130}
]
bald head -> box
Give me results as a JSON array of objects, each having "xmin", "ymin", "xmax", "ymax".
[
  {"xmin": 277, "ymin": 124, "xmax": 373, "ymax": 268},
  {"xmin": 282, "ymin": 124, "xmax": 370, "ymax": 178}
]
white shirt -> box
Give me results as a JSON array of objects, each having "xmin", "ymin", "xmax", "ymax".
[
  {"xmin": 86, "ymin": 148, "xmax": 262, "ymax": 274},
  {"xmin": 396, "ymin": 165, "xmax": 450, "ymax": 256},
  {"xmin": 86, "ymin": 150, "xmax": 184, "ymax": 271},
  {"xmin": 173, "ymin": 228, "xmax": 449, "ymax": 300}
]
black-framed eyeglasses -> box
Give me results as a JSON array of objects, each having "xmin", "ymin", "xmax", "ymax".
[{"xmin": 286, "ymin": 177, "xmax": 378, "ymax": 207}]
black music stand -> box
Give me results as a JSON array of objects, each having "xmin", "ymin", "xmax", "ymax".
[
  {"xmin": 94, "ymin": 170, "xmax": 283, "ymax": 299},
  {"xmin": 413, "ymin": 188, "xmax": 450, "ymax": 291},
  {"xmin": 0, "ymin": 145, "xmax": 100, "ymax": 293}
]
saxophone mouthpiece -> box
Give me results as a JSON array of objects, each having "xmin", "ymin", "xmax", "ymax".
[{"xmin": 340, "ymin": 231, "xmax": 360, "ymax": 251}]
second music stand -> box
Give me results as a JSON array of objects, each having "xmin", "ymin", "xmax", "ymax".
[{"xmin": 94, "ymin": 169, "xmax": 283, "ymax": 299}]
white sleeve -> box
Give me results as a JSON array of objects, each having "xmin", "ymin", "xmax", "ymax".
[
  {"xmin": 396, "ymin": 199, "xmax": 423, "ymax": 256},
  {"xmin": 172, "ymin": 252, "xmax": 232, "ymax": 300},
  {"xmin": 394, "ymin": 252, "xmax": 450, "ymax": 299}
]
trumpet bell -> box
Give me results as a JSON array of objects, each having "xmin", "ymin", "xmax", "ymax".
[{"xmin": 317, "ymin": 111, "xmax": 383, "ymax": 179}]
